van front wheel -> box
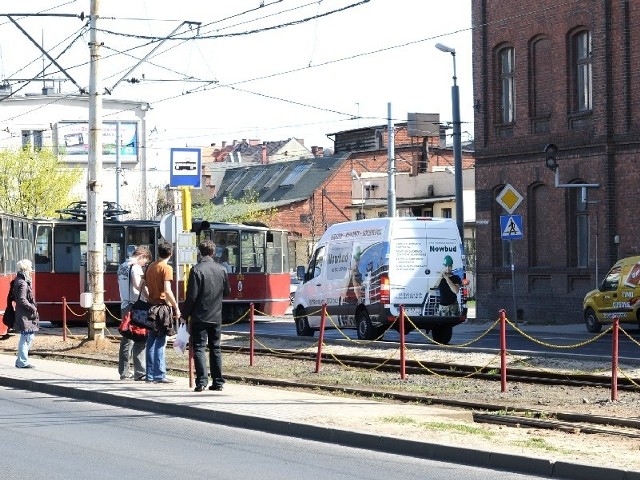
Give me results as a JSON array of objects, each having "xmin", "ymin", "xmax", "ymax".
[
  {"xmin": 356, "ymin": 310, "xmax": 375, "ymax": 340},
  {"xmin": 432, "ymin": 326, "xmax": 453, "ymax": 344},
  {"xmin": 585, "ymin": 308, "xmax": 603, "ymax": 333},
  {"xmin": 295, "ymin": 309, "xmax": 314, "ymax": 337}
]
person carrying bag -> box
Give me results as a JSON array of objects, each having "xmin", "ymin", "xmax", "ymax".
[{"xmin": 117, "ymin": 246, "xmax": 152, "ymax": 381}]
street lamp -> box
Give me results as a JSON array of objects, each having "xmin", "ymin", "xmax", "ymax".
[
  {"xmin": 351, "ymin": 169, "xmax": 366, "ymax": 220},
  {"xmin": 435, "ymin": 42, "xmax": 464, "ymax": 240}
]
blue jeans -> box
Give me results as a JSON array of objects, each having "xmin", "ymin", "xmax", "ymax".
[
  {"xmin": 16, "ymin": 332, "xmax": 35, "ymax": 367},
  {"xmin": 146, "ymin": 333, "xmax": 167, "ymax": 381}
]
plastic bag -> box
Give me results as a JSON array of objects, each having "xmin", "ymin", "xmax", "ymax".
[{"xmin": 173, "ymin": 323, "xmax": 189, "ymax": 354}]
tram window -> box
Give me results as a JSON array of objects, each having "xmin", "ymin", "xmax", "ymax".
[
  {"xmin": 0, "ymin": 218, "xmax": 4, "ymax": 275},
  {"xmin": 213, "ymin": 231, "xmax": 238, "ymax": 273},
  {"xmin": 126, "ymin": 228, "xmax": 157, "ymax": 259},
  {"xmin": 35, "ymin": 226, "xmax": 52, "ymax": 272},
  {"xmin": 54, "ymin": 226, "xmax": 84, "ymax": 273},
  {"xmin": 104, "ymin": 227, "xmax": 125, "ymax": 272},
  {"xmin": 266, "ymin": 231, "xmax": 284, "ymax": 274},
  {"xmin": 240, "ymin": 231, "xmax": 265, "ymax": 273}
]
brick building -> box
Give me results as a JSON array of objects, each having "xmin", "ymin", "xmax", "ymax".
[
  {"xmin": 210, "ymin": 124, "xmax": 475, "ymax": 270},
  {"xmin": 472, "ymin": 1, "xmax": 640, "ymax": 323}
]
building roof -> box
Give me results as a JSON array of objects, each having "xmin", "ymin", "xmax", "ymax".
[{"xmin": 212, "ymin": 154, "xmax": 349, "ymax": 205}]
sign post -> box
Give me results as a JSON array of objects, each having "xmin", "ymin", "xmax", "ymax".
[{"xmin": 497, "ymin": 184, "xmax": 524, "ymax": 324}]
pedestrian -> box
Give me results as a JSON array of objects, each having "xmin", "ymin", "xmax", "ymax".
[
  {"xmin": 437, "ymin": 255, "xmax": 461, "ymax": 316},
  {"xmin": 117, "ymin": 245, "xmax": 151, "ymax": 381},
  {"xmin": 144, "ymin": 240, "xmax": 180, "ymax": 384},
  {"xmin": 182, "ymin": 239, "xmax": 231, "ymax": 392},
  {"xmin": 13, "ymin": 259, "xmax": 39, "ymax": 368}
]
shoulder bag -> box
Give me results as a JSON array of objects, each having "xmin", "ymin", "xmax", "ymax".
[{"xmin": 130, "ymin": 292, "xmax": 154, "ymax": 330}]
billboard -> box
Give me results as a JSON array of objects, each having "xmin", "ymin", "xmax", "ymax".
[{"xmin": 55, "ymin": 121, "xmax": 139, "ymax": 163}]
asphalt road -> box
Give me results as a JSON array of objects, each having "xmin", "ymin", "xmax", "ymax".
[{"xmin": 1, "ymin": 386, "xmax": 550, "ymax": 480}]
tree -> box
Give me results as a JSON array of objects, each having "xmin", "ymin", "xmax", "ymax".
[
  {"xmin": 0, "ymin": 147, "xmax": 83, "ymax": 217},
  {"xmin": 193, "ymin": 189, "xmax": 277, "ymax": 225}
]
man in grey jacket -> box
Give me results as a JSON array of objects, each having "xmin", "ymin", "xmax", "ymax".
[{"xmin": 182, "ymin": 239, "xmax": 231, "ymax": 392}]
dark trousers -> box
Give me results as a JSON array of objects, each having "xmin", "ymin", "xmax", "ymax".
[{"xmin": 191, "ymin": 321, "xmax": 224, "ymax": 388}]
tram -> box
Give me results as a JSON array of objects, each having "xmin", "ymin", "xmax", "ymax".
[
  {"xmin": 31, "ymin": 207, "xmax": 291, "ymax": 325},
  {"xmin": 0, "ymin": 214, "xmax": 35, "ymax": 336}
]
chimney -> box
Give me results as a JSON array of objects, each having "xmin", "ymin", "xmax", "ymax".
[
  {"xmin": 311, "ymin": 146, "xmax": 323, "ymax": 157},
  {"xmin": 222, "ymin": 141, "xmax": 227, "ymax": 148},
  {"xmin": 261, "ymin": 143, "xmax": 268, "ymax": 165}
]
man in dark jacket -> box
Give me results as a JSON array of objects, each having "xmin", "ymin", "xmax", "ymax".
[{"xmin": 182, "ymin": 239, "xmax": 231, "ymax": 392}]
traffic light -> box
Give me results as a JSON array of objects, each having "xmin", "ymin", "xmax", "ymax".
[{"xmin": 544, "ymin": 143, "xmax": 558, "ymax": 171}]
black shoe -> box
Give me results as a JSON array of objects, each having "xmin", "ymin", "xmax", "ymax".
[
  {"xmin": 134, "ymin": 375, "xmax": 147, "ymax": 381},
  {"xmin": 194, "ymin": 385, "xmax": 207, "ymax": 392},
  {"xmin": 208, "ymin": 384, "xmax": 223, "ymax": 391}
]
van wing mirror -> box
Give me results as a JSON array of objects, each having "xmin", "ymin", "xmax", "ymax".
[{"xmin": 296, "ymin": 265, "xmax": 306, "ymax": 281}]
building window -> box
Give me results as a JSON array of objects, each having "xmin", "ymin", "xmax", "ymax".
[
  {"xmin": 568, "ymin": 185, "xmax": 589, "ymax": 267},
  {"xmin": 574, "ymin": 30, "xmax": 592, "ymax": 112},
  {"xmin": 22, "ymin": 130, "xmax": 44, "ymax": 151},
  {"xmin": 441, "ymin": 207, "xmax": 452, "ymax": 218},
  {"xmin": 499, "ymin": 47, "xmax": 515, "ymax": 124}
]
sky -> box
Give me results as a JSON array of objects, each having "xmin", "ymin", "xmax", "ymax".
[{"xmin": 0, "ymin": 0, "xmax": 474, "ymax": 151}]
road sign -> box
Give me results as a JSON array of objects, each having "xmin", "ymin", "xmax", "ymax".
[
  {"xmin": 496, "ymin": 184, "xmax": 523, "ymax": 214},
  {"xmin": 170, "ymin": 147, "xmax": 201, "ymax": 188},
  {"xmin": 500, "ymin": 215, "xmax": 523, "ymax": 240},
  {"xmin": 159, "ymin": 213, "xmax": 183, "ymax": 243}
]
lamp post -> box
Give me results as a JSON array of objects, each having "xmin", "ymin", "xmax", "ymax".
[
  {"xmin": 351, "ymin": 169, "xmax": 366, "ymax": 220},
  {"xmin": 435, "ymin": 42, "xmax": 464, "ymax": 240}
]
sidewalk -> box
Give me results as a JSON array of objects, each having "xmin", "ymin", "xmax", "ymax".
[{"xmin": 0, "ymin": 353, "xmax": 634, "ymax": 480}]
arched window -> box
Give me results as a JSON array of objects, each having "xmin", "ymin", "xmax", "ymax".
[
  {"xmin": 567, "ymin": 183, "xmax": 590, "ymax": 267},
  {"xmin": 499, "ymin": 47, "xmax": 515, "ymax": 123},
  {"xmin": 571, "ymin": 30, "xmax": 592, "ymax": 112},
  {"xmin": 528, "ymin": 183, "xmax": 552, "ymax": 266}
]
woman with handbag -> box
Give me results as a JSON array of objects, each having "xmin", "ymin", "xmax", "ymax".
[
  {"xmin": 117, "ymin": 246, "xmax": 151, "ymax": 380},
  {"xmin": 13, "ymin": 259, "xmax": 39, "ymax": 369}
]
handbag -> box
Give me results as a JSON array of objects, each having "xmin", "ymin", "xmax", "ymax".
[
  {"xmin": 3, "ymin": 279, "xmax": 15, "ymax": 329},
  {"xmin": 118, "ymin": 311, "xmax": 147, "ymax": 340},
  {"xmin": 130, "ymin": 294, "xmax": 155, "ymax": 330},
  {"xmin": 3, "ymin": 302, "xmax": 15, "ymax": 329}
]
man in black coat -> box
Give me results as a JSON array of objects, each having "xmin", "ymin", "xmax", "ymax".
[{"xmin": 182, "ymin": 239, "xmax": 231, "ymax": 392}]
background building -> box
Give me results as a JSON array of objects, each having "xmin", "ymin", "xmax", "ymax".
[{"xmin": 472, "ymin": 1, "xmax": 640, "ymax": 323}]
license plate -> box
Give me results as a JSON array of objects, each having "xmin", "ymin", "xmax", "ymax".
[{"xmin": 404, "ymin": 307, "xmax": 422, "ymax": 316}]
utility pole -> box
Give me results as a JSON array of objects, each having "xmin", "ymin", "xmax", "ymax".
[
  {"xmin": 387, "ymin": 102, "xmax": 396, "ymax": 217},
  {"xmin": 87, "ymin": 0, "xmax": 105, "ymax": 340}
]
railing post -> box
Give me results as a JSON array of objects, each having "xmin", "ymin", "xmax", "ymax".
[
  {"xmin": 249, "ymin": 303, "xmax": 255, "ymax": 367},
  {"xmin": 499, "ymin": 309, "xmax": 507, "ymax": 392},
  {"xmin": 314, "ymin": 303, "xmax": 327, "ymax": 373},
  {"xmin": 611, "ymin": 316, "xmax": 619, "ymax": 401},
  {"xmin": 399, "ymin": 305, "xmax": 406, "ymax": 380},
  {"xmin": 62, "ymin": 297, "xmax": 67, "ymax": 342}
]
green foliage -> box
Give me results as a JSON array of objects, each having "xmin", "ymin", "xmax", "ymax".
[
  {"xmin": 0, "ymin": 147, "xmax": 82, "ymax": 217},
  {"xmin": 193, "ymin": 189, "xmax": 277, "ymax": 225}
]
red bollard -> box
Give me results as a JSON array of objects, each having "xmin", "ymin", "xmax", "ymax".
[
  {"xmin": 399, "ymin": 305, "xmax": 406, "ymax": 380},
  {"xmin": 611, "ymin": 316, "xmax": 619, "ymax": 401},
  {"xmin": 314, "ymin": 303, "xmax": 327, "ymax": 373},
  {"xmin": 249, "ymin": 303, "xmax": 255, "ymax": 367},
  {"xmin": 499, "ymin": 309, "xmax": 507, "ymax": 392},
  {"xmin": 62, "ymin": 297, "xmax": 67, "ymax": 342}
]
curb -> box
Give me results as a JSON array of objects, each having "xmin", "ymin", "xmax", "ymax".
[{"xmin": 1, "ymin": 375, "xmax": 638, "ymax": 480}]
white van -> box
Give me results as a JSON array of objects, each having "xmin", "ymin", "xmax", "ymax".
[{"xmin": 293, "ymin": 217, "xmax": 467, "ymax": 344}]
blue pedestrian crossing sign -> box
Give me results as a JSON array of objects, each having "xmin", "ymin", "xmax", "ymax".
[{"xmin": 500, "ymin": 215, "xmax": 523, "ymax": 240}]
